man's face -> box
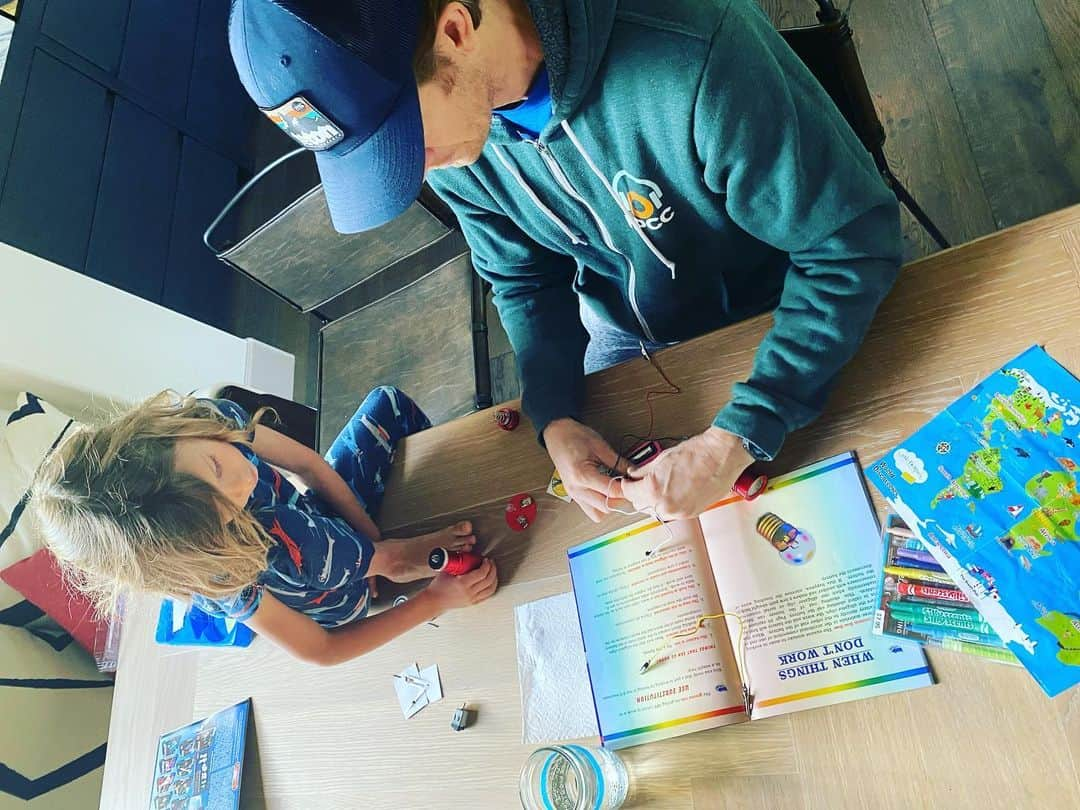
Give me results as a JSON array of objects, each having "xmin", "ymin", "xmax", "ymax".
[{"xmin": 418, "ymin": 63, "xmax": 494, "ymax": 172}]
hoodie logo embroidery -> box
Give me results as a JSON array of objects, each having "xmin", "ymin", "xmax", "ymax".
[{"xmin": 612, "ymin": 171, "xmax": 675, "ymax": 232}]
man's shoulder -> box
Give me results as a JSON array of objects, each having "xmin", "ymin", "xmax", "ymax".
[{"xmin": 613, "ymin": 0, "xmax": 732, "ymax": 43}]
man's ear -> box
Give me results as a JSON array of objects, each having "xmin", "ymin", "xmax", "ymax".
[{"xmin": 435, "ymin": 1, "xmax": 480, "ymax": 57}]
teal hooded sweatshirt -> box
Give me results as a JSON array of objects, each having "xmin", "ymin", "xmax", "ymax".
[{"xmin": 426, "ymin": 0, "xmax": 902, "ymax": 459}]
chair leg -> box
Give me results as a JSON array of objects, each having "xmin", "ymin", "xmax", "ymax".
[
  {"xmin": 470, "ymin": 271, "xmax": 494, "ymax": 410},
  {"xmin": 879, "ymin": 165, "xmax": 951, "ymax": 251},
  {"xmin": 815, "ymin": 0, "xmax": 842, "ymax": 24}
]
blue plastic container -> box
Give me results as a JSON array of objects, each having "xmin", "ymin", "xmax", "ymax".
[{"xmin": 155, "ymin": 600, "xmax": 255, "ymax": 648}]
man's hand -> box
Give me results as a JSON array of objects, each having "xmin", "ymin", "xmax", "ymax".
[
  {"xmin": 622, "ymin": 427, "xmax": 753, "ymax": 520},
  {"xmin": 543, "ymin": 418, "xmax": 627, "ymax": 522}
]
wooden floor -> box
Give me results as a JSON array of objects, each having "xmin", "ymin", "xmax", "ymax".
[
  {"xmin": 763, "ymin": 0, "xmax": 1079, "ymax": 259},
  {"xmin": 224, "ymin": 0, "xmax": 1078, "ymax": 417}
]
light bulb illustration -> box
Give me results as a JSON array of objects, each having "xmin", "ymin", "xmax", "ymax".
[{"xmin": 756, "ymin": 512, "xmax": 816, "ymax": 565}]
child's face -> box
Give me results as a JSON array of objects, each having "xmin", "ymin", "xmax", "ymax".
[{"xmin": 173, "ymin": 438, "xmax": 258, "ymax": 510}]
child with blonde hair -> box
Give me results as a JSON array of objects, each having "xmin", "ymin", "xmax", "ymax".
[{"xmin": 32, "ymin": 386, "xmax": 497, "ymax": 665}]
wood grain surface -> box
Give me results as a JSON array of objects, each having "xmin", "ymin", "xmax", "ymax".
[
  {"xmin": 922, "ymin": 0, "xmax": 1080, "ymax": 229},
  {"xmin": 318, "ymin": 254, "xmax": 481, "ymax": 449},
  {"xmin": 100, "ymin": 206, "xmax": 1080, "ymax": 809}
]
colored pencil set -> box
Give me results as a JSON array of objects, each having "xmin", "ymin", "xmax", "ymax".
[{"xmin": 873, "ymin": 515, "xmax": 1020, "ymax": 667}]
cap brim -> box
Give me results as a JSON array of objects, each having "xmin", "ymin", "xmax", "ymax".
[{"xmin": 316, "ymin": 87, "xmax": 425, "ymax": 234}]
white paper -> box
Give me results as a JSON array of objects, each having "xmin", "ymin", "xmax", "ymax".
[
  {"xmin": 514, "ymin": 592, "xmax": 599, "ymax": 744},
  {"xmin": 420, "ymin": 664, "xmax": 443, "ymax": 703},
  {"xmin": 394, "ymin": 663, "xmax": 443, "ymax": 719},
  {"xmin": 170, "ymin": 600, "xmax": 187, "ymax": 634}
]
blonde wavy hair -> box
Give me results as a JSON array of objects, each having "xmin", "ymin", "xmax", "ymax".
[{"xmin": 31, "ymin": 391, "xmax": 274, "ymax": 617}]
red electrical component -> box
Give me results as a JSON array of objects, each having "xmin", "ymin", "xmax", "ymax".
[
  {"xmin": 625, "ymin": 440, "xmax": 664, "ymax": 468},
  {"xmin": 428, "ymin": 547, "xmax": 485, "ymax": 576},
  {"xmin": 505, "ymin": 493, "xmax": 538, "ymax": 531},
  {"xmin": 733, "ymin": 470, "xmax": 768, "ymax": 500},
  {"xmin": 495, "ymin": 408, "xmax": 520, "ymax": 431}
]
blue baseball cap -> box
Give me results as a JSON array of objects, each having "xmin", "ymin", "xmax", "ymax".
[{"xmin": 228, "ymin": 0, "xmax": 424, "ymax": 233}]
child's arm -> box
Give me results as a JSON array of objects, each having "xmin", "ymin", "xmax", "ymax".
[
  {"xmin": 250, "ymin": 424, "xmax": 381, "ymax": 542},
  {"xmin": 244, "ymin": 559, "xmax": 498, "ymax": 666}
]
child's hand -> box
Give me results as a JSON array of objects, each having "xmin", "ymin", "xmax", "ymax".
[{"xmin": 425, "ymin": 559, "xmax": 498, "ymax": 612}]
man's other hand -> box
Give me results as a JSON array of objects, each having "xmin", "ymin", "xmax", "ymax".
[
  {"xmin": 622, "ymin": 427, "xmax": 753, "ymax": 520},
  {"xmin": 543, "ymin": 418, "xmax": 628, "ymax": 522}
]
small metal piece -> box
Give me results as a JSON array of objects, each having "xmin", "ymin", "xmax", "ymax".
[
  {"xmin": 742, "ymin": 684, "xmax": 755, "ymax": 717},
  {"xmin": 451, "ymin": 702, "xmax": 474, "ymax": 732}
]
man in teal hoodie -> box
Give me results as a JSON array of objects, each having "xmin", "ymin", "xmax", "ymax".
[{"xmin": 229, "ymin": 0, "xmax": 902, "ymax": 522}]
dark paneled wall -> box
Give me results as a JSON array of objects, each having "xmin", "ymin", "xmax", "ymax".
[{"xmin": 0, "ymin": 0, "xmax": 256, "ymax": 331}]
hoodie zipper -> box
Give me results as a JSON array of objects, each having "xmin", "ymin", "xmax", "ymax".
[
  {"xmin": 491, "ymin": 146, "xmax": 585, "ymax": 246},
  {"xmin": 529, "ymin": 138, "xmax": 659, "ymax": 343},
  {"xmin": 561, "ymin": 120, "xmax": 678, "ymax": 280}
]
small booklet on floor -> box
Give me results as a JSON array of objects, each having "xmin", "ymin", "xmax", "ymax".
[
  {"xmin": 567, "ymin": 452, "xmax": 934, "ymax": 750},
  {"xmin": 148, "ymin": 699, "xmax": 251, "ymax": 810}
]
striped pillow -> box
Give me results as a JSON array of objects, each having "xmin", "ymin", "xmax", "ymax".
[{"xmin": 0, "ymin": 393, "xmax": 76, "ymax": 615}]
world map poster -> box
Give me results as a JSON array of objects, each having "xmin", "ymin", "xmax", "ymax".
[{"xmin": 868, "ymin": 346, "xmax": 1080, "ymax": 696}]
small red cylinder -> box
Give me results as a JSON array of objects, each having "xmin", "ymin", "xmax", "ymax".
[
  {"xmin": 733, "ymin": 470, "xmax": 768, "ymax": 500},
  {"xmin": 428, "ymin": 547, "xmax": 485, "ymax": 576}
]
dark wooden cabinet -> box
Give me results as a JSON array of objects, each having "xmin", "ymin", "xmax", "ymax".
[{"xmin": 0, "ymin": 0, "xmax": 255, "ymax": 331}]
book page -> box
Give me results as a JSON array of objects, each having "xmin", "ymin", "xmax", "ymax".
[
  {"xmin": 700, "ymin": 453, "xmax": 933, "ymax": 720},
  {"xmin": 568, "ymin": 517, "xmax": 747, "ymax": 749}
]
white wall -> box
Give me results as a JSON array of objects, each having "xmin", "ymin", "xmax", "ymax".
[{"xmin": 0, "ymin": 243, "xmax": 293, "ymax": 419}]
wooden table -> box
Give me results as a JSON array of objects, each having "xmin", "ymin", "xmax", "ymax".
[{"xmin": 101, "ymin": 205, "xmax": 1080, "ymax": 809}]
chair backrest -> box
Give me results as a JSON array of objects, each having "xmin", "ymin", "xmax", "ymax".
[
  {"xmin": 212, "ymin": 385, "xmax": 318, "ymax": 449},
  {"xmin": 204, "ymin": 149, "xmax": 494, "ymax": 443},
  {"xmin": 779, "ymin": 15, "xmax": 886, "ymax": 156},
  {"xmin": 204, "ymin": 150, "xmax": 459, "ymax": 318}
]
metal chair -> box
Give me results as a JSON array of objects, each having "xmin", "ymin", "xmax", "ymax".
[
  {"xmin": 204, "ymin": 151, "xmax": 493, "ymax": 448},
  {"xmin": 780, "ymin": 0, "xmax": 950, "ymax": 249}
]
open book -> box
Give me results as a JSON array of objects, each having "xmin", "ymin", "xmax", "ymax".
[{"xmin": 567, "ymin": 452, "xmax": 934, "ymax": 749}]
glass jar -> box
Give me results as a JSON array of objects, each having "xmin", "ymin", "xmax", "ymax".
[{"xmin": 519, "ymin": 744, "xmax": 630, "ymax": 810}]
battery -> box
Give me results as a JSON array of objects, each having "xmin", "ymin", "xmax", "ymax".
[{"xmin": 733, "ymin": 470, "xmax": 768, "ymax": 500}]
